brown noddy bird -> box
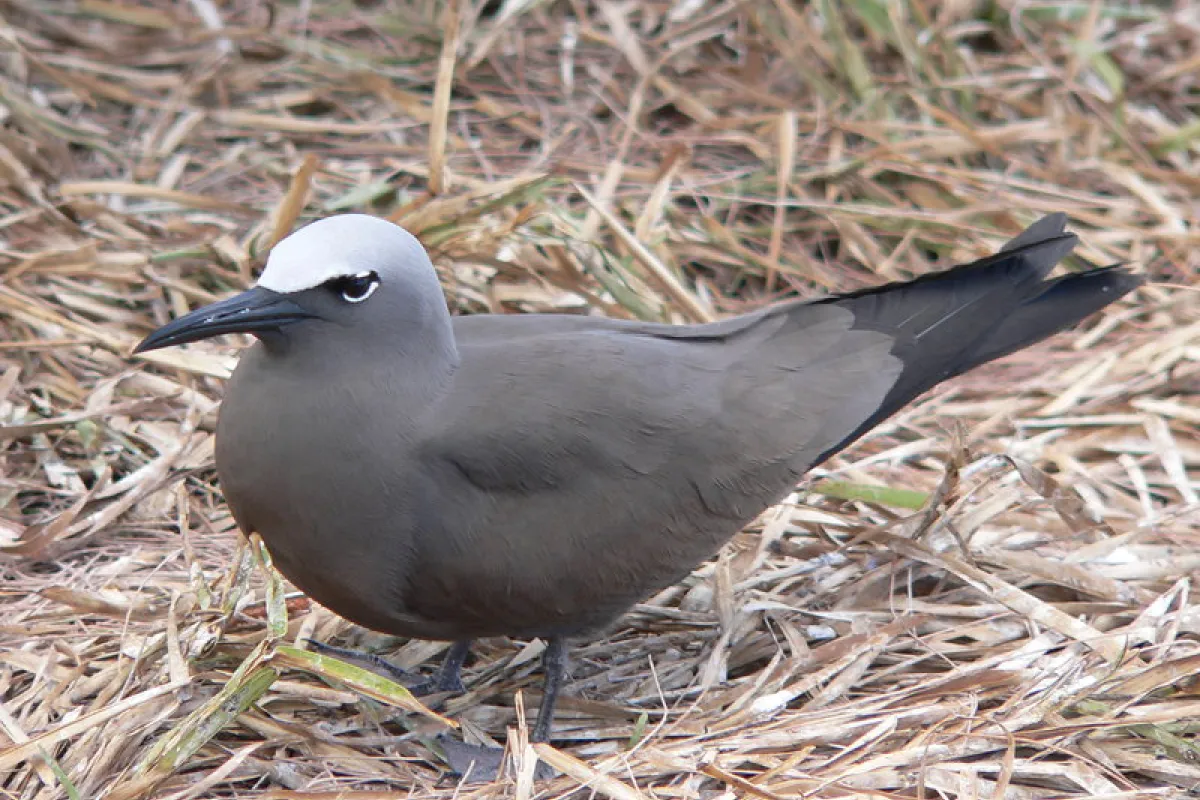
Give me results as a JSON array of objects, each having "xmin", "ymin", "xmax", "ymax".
[{"xmin": 135, "ymin": 213, "xmax": 1141, "ymax": 743}]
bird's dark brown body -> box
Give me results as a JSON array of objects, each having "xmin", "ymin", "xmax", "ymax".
[
  {"xmin": 137, "ymin": 212, "xmax": 1142, "ymax": 746},
  {"xmin": 216, "ymin": 303, "xmax": 900, "ymax": 640}
]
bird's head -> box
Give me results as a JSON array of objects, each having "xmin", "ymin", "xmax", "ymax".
[{"xmin": 135, "ymin": 214, "xmax": 446, "ymax": 354}]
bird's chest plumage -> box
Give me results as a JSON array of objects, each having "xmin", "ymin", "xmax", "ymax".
[{"xmin": 214, "ymin": 348, "xmax": 431, "ymax": 633}]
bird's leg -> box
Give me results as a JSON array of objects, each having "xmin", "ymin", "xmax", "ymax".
[
  {"xmin": 531, "ymin": 636, "xmax": 568, "ymax": 743},
  {"xmin": 409, "ymin": 639, "xmax": 472, "ymax": 696},
  {"xmin": 439, "ymin": 638, "xmax": 565, "ymax": 781}
]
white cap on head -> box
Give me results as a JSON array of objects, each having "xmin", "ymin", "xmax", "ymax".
[{"xmin": 258, "ymin": 214, "xmax": 427, "ymax": 294}]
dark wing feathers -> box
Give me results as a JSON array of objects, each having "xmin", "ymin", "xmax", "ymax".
[
  {"xmin": 417, "ymin": 306, "xmax": 901, "ymax": 636},
  {"xmin": 408, "ymin": 215, "xmax": 1140, "ymax": 637}
]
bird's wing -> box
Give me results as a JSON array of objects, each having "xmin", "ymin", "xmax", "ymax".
[
  {"xmin": 401, "ymin": 214, "xmax": 1140, "ymax": 638},
  {"xmin": 405, "ymin": 305, "xmax": 902, "ymax": 637},
  {"xmin": 438, "ymin": 304, "xmax": 902, "ymax": 501}
]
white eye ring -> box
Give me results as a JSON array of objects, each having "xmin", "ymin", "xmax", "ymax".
[{"xmin": 338, "ymin": 271, "xmax": 379, "ymax": 303}]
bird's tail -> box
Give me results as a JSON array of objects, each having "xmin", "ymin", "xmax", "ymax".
[{"xmin": 815, "ymin": 214, "xmax": 1142, "ymax": 461}]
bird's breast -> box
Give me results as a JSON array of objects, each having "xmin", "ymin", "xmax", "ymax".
[{"xmin": 214, "ymin": 351, "xmax": 434, "ymax": 635}]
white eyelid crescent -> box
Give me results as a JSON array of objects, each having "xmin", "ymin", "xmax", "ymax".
[{"xmin": 343, "ymin": 272, "xmax": 379, "ymax": 303}]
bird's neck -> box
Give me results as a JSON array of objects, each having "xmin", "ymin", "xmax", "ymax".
[{"xmin": 256, "ymin": 318, "xmax": 460, "ymax": 403}]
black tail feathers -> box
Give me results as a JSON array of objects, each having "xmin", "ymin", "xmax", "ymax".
[{"xmin": 814, "ymin": 215, "xmax": 1142, "ymax": 463}]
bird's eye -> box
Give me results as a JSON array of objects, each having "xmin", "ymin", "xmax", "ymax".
[{"xmin": 327, "ymin": 271, "xmax": 379, "ymax": 303}]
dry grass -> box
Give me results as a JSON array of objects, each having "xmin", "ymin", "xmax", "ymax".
[{"xmin": 1, "ymin": 0, "xmax": 1197, "ymax": 797}]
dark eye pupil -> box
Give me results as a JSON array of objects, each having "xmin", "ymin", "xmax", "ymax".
[
  {"xmin": 328, "ymin": 271, "xmax": 378, "ymax": 301},
  {"xmin": 343, "ymin": 277, "xmax": 371, "ymax": 297}
]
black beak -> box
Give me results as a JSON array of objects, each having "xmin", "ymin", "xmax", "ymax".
[{"xmin": 134, "ymin": 286, "xmax": 317, "ymax": 354}]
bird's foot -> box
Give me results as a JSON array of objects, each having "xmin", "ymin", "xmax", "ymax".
[
  {"xmin": 304, "ymin": 639, "xmax": 412, "ymax": 683},
  {"xmin": 304, "ymin": 638, "xmax": 470, "ymax": 697},
  {"xmin": 407, "ymin": 671, "xmax": 466, "ymax": 697},
  {"xmin": 414, "ymin": 639, "xmax": 471, "ymax": 696}
]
